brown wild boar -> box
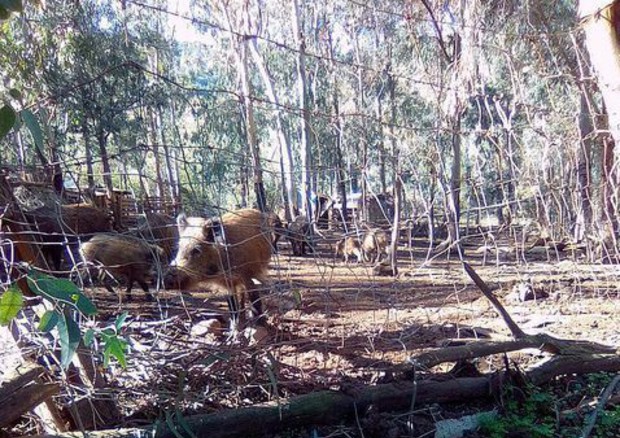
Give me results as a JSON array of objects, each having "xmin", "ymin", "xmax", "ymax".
[
  {"xmin": 136, "ymin": 212, "xmax": 179, "ymax": 262},
  {"xmin": 335, "ymin": 236, "xmax": 363, "ymax": 263},
  {"xmin": 164, "ymin": 208, "xmax": 272, "ymax": 328},
  {"xmin": 80, "ymin": 233, "xmax": 165, "ymax": 301},
  {"xmin": 286, "ymin": 215, "xmax": 311, "ymax": 256},
  {"xmin": 263, "ymin": 211, "xmax": 285, "ymax": 252},
  {"xmin": 25, "ymin": 204, "xmax": 113, "ymax": 271},
  {"xmin": 362, "ymin": 229, "xmax": 389, "ymax": 264}
]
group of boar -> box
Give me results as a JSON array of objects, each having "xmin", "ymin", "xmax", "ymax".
[
  {"xmin": 20, "ymin": 204, "xmax": 387, "ymax": 332},
  {"xmin": 22, "ymin": 206, "xmax": 278, "ymax": 330},
  {"xmin": 334, "ymin": 229, "xmax": 390, "ymax": 265}
]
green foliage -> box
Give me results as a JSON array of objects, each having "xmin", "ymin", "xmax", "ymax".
[
  {"xmin": 91, "ymin": 312, "xmax": 130, "ymax": 369},
  {"xmin": 0, "ymin": 104, "xmax": 16, "ymax": 140},
  {"xmin": 38, "ymin": 309, "xmax": 59, "ymax": 332},
  {"xmin": 478, "ymin": 376, "xmax": 620, "ymax": 438},
  {"xmin": 20, "ymin": 108, "xmax": 44, "ymax": 152},
  {"xmin": 27, "ymin": 270, "xmax": 97, "ymax": 316},
  {"xmin": 2, "ymin": 271, "xmax": 127, "ymax": 369},
  {"xmin": 56, "ymin": 310, "xmax": 81, "ymax": 369},
  {"xmin": 0, "ymin": 285, "xmax": 23, "ymax": 325},
  {"xmin": 478, "ymin": 387, "xmax": 555, "ymax": 437}
]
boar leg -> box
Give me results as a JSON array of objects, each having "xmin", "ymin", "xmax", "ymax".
[
  {"xmin": 226, "ymin": 294, "xmax": 241, "ymax": 334},
  {"xmin": 247, "ymin": 287, "xmax": 265, "ymax": 325},
  {"xmin": 138, "ymin": 280, "xmax": 154, "ymax": 301}
]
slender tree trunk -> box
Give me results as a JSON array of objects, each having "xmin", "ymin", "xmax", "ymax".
[
  {"xmin": 148, "ymin": 109, "xmax": 165, "ymax": 199},
  {"xmin": 80, "ymin": 106, "xmax": 95, "ymax": 192},
  {"xmin": 332, "ymin": 81, "xmax": 348, "ymax": 229},
  {"xmin": 292, "ymin": 0, "xmax": 313, "ymax": 222},
  {"xmin": 237, "ymin": 37, "xmax": 267, "ymax": 212},
  {"xmin": 247, "ymin": 39, "xmax": 296, "ymax": 219},
  {"xmin": 158, "ymin": 106, "xmax": 178, "ymax": 201},
  {"xmin": 387, "ymin": 69, "xmax": 401, "ymax": 272},
  {"xmin": 575, "ymin": 92, "xmax": 594, "ymax": 242},
  {"xmin": 96, "ymin": 127, "xmax": 113, "ymax": 195},
  {"xmin": 446, "ymin": 109, "xmax": 462, "ymax": 249}
]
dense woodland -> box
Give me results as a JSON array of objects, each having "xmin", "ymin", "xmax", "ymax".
[
  {"xmin": 0, "ymin": 0, "xmax": 613, "ymax": 240},
  {"xmin": 1, "ymin": 1, "xmax": 620, "ymax": 437}
]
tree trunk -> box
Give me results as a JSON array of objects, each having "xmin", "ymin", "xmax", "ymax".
[
  {"xmin": 575, "ymin": 91, "xmax": 594, "ymax": 242},
  {"xmin": 387, "ymin": 66, "xmax": 400, "ymax": 272},
  {"xmin": 81, "ymin": 115, "xmax": 95, "ymax": 192},
  {"xmin": 292, "ymin": 0, "xmax": 313, "ymax": 222},
  {"xmin": 148, "ymin": 109, "xmax": 165, "ymax": 198},
  {"xmin": 237, "ymin": 36, "xmax": 267, "ymax": 212},
  {"xmin": 446, "ymin": 109, "xmax": 462, "ymax": 249},
  {"xmin": 579, "ymin": 1, "xmax": 620, "ymax": 247},
  {"xmin": 247, "ymin": 38, "xmax": 296, "ymax": 219},
  {"xmin": 96, "ymin": 127, "xmax": 113, "ymax": 195}
]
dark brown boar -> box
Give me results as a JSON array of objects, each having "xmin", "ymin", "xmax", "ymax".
[
  {"xmin": 136, "ymin": 212, "xmax": 179, "ymax": 262},
  {"xmin": 263, "ymin": 211, "xmax": 285, "ymax": 252},
  {"xmin": 25, "ymin": 204, "xmax": 113, "ymax": 271},
  {"xmin": 335, "ymin": 236, "xmax": 363, "ymax": 263},
  {"xmin": 164, "ymin": 208, "xmax": 272, "ymax": 328},
  {"xmin": 286, "ymin": 215, "xmax": 311, "ymax": 256},
  {"xmin": 80, "ymin": 233, "xmax": 164, "ymax": 301},
  {"xmin": 362, "ymin": 229, "xmax": 389, "ymax": 264}
]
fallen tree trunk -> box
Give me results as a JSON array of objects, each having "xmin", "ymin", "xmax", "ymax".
[
  {"xmin": 31, "ymin": 352, "xmax": 620, "ymax": 438},
  {"xmin": 0, "ymin": 363, "xmax": 60, "ymax": 429}
]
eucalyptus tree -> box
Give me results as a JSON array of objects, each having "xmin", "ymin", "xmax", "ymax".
[{"xmin": 579, "ymin": 0, "xmax": 620, "ymax": 252}]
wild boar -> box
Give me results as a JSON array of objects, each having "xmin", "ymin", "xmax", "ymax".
[
  {"xmin": 263, "ymin": 211, "xmax": 285, "ymax": 252},
  {"xmin": 80, "ymin": 233, "xmax": 165, "ymax": 301},
  {"xmin": 25, "ymin": 204, "xmax": 113, "ymax": 271},
  {"xmin": 286, "ymin": 215, "xmax": 311, "ymax": 256},
  {"xmin": 136, "ymin": 212, "xmax": 179, "ymax": 262},
  {"xmin": 362, "ymin": 229, "xmax": 389, "ymax": 264},
  {"xmin": 164, "ymin": 208, "xmax": 272, "ymax": 328},
  {"xmin": 335, "ymin": 236, "xmax": 363, "ymax": 263}
]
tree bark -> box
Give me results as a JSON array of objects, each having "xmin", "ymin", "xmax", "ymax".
[
  {"xmin": 247, "ymin": 38, "xmax": 297, "ymax": 219},
  {"xmin": 292, "ymin": 0, "xmax": 313, "ymax": 222}
]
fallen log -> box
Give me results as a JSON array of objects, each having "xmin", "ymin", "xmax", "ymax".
[
  {"xmin": 27, "ymin": 352, "xmax": 620, "ymax": 438},
  {"xmin": 0, "ymin": 363, "xmax": 60, "ymax": 429},
  {"xmin": 408, "ymin": 263, "xmax": 618, "ymax": 370}
]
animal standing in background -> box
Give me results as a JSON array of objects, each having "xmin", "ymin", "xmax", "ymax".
[
  {"xmin": 286, "ymin": 215, "xmax": 311, "ymax": 256},
  {"xmin": 80, "ymin": 233, "xmax": 165, "ymax": 302},
  {"xmin": 136, "ymin": 212, "xmax": 179, "ymax": 262},
  {"xmin": 335, "ymin": 236, "xmax": 363, "ymax": 264},
  {"xmin": 25, "ymin": 204, "xmax": 113, "ymax": 271},
  {"xmin": 164, "ymin": 208, "xmax": 272, "ymax": 330},
  {"xmin": 362, "ymin": 229, "xmax": 389, "ymax": 264},
  {"xmin": 264, "ymin": 211, "xmax": 285, "ymax": 252}
]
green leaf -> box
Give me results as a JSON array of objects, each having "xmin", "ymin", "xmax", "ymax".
[
  {"xmin": 0, "ymin": 6, "xmax": 11, "ymax": 19},
  {"xmin": 115, "ymin": 311, "xmax": 128, "ymax": 332},
  {"xmin": 83, "ymin": 328, "xmax": 95, "ymax": 347},
  {"xmin": 21, "ymin": 109, "xmax": 44, "ymax": 152},
  {"xmin": 165, "ymin": 411, "xmax": 187, "ymax": 438},
  {"xmin": 38, "ymin": 310, "xmax": 59, "ymax": 332},
  {"xmin": 27, "ymin": 272, "xmax": 96, "ymax": 315},
  {"xmin": 0, "ymin": 286, "xmax": 23, "ymax": 325},
  {"xmin": 0, "ymin": 104, "xmax": 16, "ymax": 140},
  {"xmin": 57, "ymin": 313, "xmax": 81, "ymax": 369},
  {"xmin": 103, "ymin": 336, "xmax": 127, "ymax": 368},
  {"xmin": 0, "ymin": 0, "xmax": 22, "ymax": 12},
  {"xmin": 8, "ymin": 88, "xmax": 21, "ymax": 100},
  {"xmin": 72, "ymin": 292, "xmax": 97, "ymax": 316},
  {"xmin": 175, "ymin": 408, "xmax": 198, "ymax": 438}
]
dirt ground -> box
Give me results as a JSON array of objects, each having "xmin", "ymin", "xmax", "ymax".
[{"xmin": 4, "ymin": 231, "xmax": 620, "ymax": 436}]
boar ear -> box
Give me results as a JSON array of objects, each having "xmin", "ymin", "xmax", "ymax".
[
  {"xmin": 177, "ymin": 213, "xmax": 189, "ymax": 232},
  {"xmin": 203, "ymin": 218, "xmax": 226, "ymax": 245}
]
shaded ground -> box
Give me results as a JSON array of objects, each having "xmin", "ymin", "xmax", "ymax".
[{"xmin": 3, "ymin": 231, "xmax": 620, "ymax": 436}]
